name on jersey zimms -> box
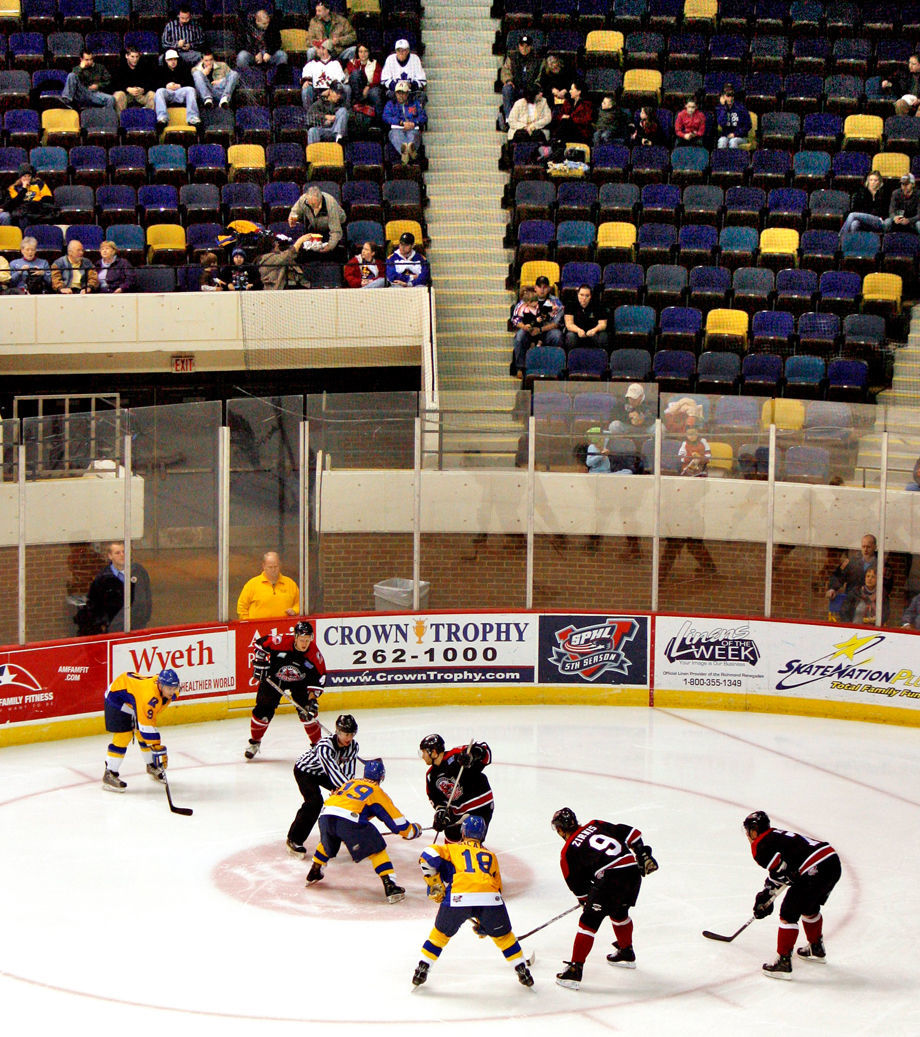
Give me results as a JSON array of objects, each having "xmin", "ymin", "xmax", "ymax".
[
  {"xmin": 128, "ymin": 639, "xmax": 214, "ymax": 671},
  {"xmin": 323, "ymin": 622, "xmax": 530, "ymax": 646}
]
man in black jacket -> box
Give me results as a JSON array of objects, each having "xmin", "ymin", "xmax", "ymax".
[
  {"xmin": 500, "ymin": 34, "xmax": 541, "ymax": 118},
  {"xmin": 154, "ymin": 49, "xmax": 200, "ymax": 125},
  {"xmin": 112, "ymin": 45, "xmax": 157, "ymax": 112},
  {"xmin": 885, "ymin": 172, "xmax": 920, "ymax": 234},
  {"xmin": 84, "ymin": 541, "xmax": 153, "ymax": 634},
  {"xmin": 881, "ymin": 54, "xmax": 920, "ymax": 116}
]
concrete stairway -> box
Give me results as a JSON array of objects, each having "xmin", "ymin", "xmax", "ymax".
[{"xmin": 422, "ymin": 0, "xmax": 521, "ymax": 463}]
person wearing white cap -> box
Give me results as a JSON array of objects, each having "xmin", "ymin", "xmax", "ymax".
[
  {"xmin": 154, "ymin": 48, "xmax": 199, "ymax": 125},
  {"xmin": 381, "ymin": 38, "xmax": 426, "ymax": 101},
  {"xmin": 301, "ymin": 42, "xmax": 348, "ymax": 109},
  {"xmin": 607, "ymin": 383, "xmax": 654, "ymax": 436},
  {"xmin": 884, "ymin": 172, "xmax": 920, "ymax": 234}
]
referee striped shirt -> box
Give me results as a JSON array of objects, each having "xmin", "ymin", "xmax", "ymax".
[{"xmin": 294, "ymin": 734, "xmax": 358, "ymax": 788}]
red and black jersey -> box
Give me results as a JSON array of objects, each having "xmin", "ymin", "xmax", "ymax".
[
  {"xmin": 425, "ymin": 742, "xmax": 493, "ymax": 819},
  {"xmin": 255, "ymin": 632, "xmax": 326, "ymax": 694},
  {"xmin": 750, "ymin": 827, "xmax": 838, "ymax": 884},
  {"xmin": 560, "ymin": 819, "xmax": 645, "ymax": 898}
]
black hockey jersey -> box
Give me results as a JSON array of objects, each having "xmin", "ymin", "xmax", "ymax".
[
  {"xmin": 750, "ymin": 828, "xmax": 838, "ymax": 883},
  {"xmin": 254, "ymin": 632, "xmax": 326, "ymax": 694},
  {"xmin": 560, "ymin": 819, "xmax": 645, "ymax": 898},
  {"xmin": 425, "ymin": 742, "xmax": 493, "ymax": 820}
]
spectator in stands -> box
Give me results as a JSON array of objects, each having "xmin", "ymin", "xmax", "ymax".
[
  {"xmin": 301, "ymin": 42, "xmax": 349, "ymax": 108},
  {"xmin": 347, "ymin": 43, "xmax": 384, "ymax": 117},
  {"xmin": 386, "ymin": 231, "xmax": 429, "ymax": 287},
  {"xmin": 61, "ymin": 49, "xmax": 116, "ymax": 111},
  {"xmin": 161, "ymin": 3, "xmax": 204, "ymax": 65},
  {"xmin": 383, "ymin": 81, "xmax": 427, "ymax": 162},
  {"xmin": 237, "ymin": 8, "xmax": 287, "ymax": 70},
  {"xmin": 551, "ymin": 80, "xmax": 592, "ymax": 144},
  {"xmin": 716, "ymin": 85, "xmax": 751, "ymax": 149},
  {"xmin": 307, "ymin": 1, "xmax": 357, "ymax": 64},
  {"xmin": 0, "ymin": 253, "xmax": 9, "ymax": 293},
  {"xmin": 1, "ymin": 164, "xmax": 55, "ymax": 228},
  {"xmin": 884, "ymin": 173, "xmax": 920, "ymax": 234},
  {"xmin": 839, "ymin": 171, "xmax": 890, "ymax": 237},
  {"xmin": 849, "ymin": 564, "xmax": 887, "ymax": 624},
  {"xmin": 902, "ymin": 591, "xmax": 920, "ymax": 628},
  {"xmin": 563, "ymin": 284, "xmax": 608, "ymax": 351},
  {"xmin": 258, "ymin": 234, "xmax": 303, "ymax": 290},
  {"xmin": 630, "ymin": 106, "xmax": 665, "ymax": 147},
  {"xmin": 307, "ymin": 81, "xmax": 349, "ymax": 144},
  {"xmin": 825, "ymin": 549, "xmax": 853, "ymax": 621},
  {"xmin": 51, "ymin": 239, "xmax": 98, "ymax": 294},
  {"xmin": 199, "ymin": 251, "xmax": 225, "ymax": 290},
  {"xmin": 84, "ymin": 540, "xmax": 152, "ymax": 633},
  {"xmin": 538, "ymin": 52, "xmax": 570, "ymax": 109},
  {"xmin": 507, "ymin": 86, "xmax": 551, "ymax": 141},
  {"xmin": 288, "ymin": 185, "xmax": 346, "ymax": 255},
  {"xmin": 674, "ymin": 97, "xmax": 706, "ymax": 146},
  {"xmin": 237, "ymin": 551, "xmax": 299, "ymax": 620},
  {"xmin": 678, "ymin": 426, "xmax": 711, "ymax": 477},
  {"xmin": 907, "ymin": 456, "xmax": 920, "ymax": 491},
  {"xmin": 382, "ymin": 39, "xmax": 426, "ymax": 100},
  {"xmin": 155, "ymin": 49, "xmax": 200, "ymax": 126},
  {"xmin": 9, "ymin": 236, "xmax": 51, "ymax": 293},
  {"xmin": 193, "ymin": 49, "xmax": 239, "ymax": 109},
  {"xmin": 344, "ymin": 240, "xmax": 386, "ymax": 288},
  {"xmin": 607, "ymin": 383, "xmax": 654, "ymax": 436},
  {"xmin": 510, "ymin": 275, "xmax": 564, "ymax": 377},
  {"xmin": 585, "ymin": 427, "xmax": 611, "ymax": 473},
  {"xmin": 112, "ymin": 44, "xmax": 156, "ymax": 112},
  {"xmin": 500, "ymin": 34, "xmax": 541, "ymax": 120},
  {"xmin": 592, "ymin": 94, "xmax": 630, "ymax": 148},
  {"xmin": 95, "ymin": 240, "xmax": 135, "ymax": 294},
  {"xmin": 881, "ymin": 54, "xmax": 920, "ymax": 116},
  {"xmin": 221, "ymin": 248, "xmax": 262, "ymax": 290}
]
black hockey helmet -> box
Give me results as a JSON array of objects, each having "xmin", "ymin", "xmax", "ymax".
[
  {"xmin": 419, "ymin": 733, "xmax": 445, "ymax": 758},
  {"xmin": 294, "ymin": 620, "xmax": 314, "ymax": 637},
  {"xmin": 551, "ymin": 807, "xmax": 579, "ymax": 835},
  {"xmin": 743, "ymin": 810, "xmax": 771, "ymax": 836},
  {"xmin": 335, "ymin": 713, "xmax": 358, "ymax": 734}
]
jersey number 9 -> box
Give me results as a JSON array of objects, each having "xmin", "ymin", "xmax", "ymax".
[{"xmin": 588, "ymin": 833, "xmax": 623, "ymax": 857}]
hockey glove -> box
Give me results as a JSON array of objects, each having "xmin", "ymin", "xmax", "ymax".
[
  {"xmin": 294, "ymin": 698, "xmax": 318, "ymax": 723},
  {"xmin": 425, "ymin": 876, "xmax": 446, "ymax": 903},
  {"xmin": 753, "ymin": 888, "xmax": 775, "ymax": 919},
  {"xmin": 402, "ymin": 822, "xmax": 423, "ymax": 840},
  {"xmin": 636, "ymin": 845, "xmax": 658, "ymax": 876},
  {"xmin": 457, "ymin": 743, "xmax": 486, "ymax": 769},
  {"xmin": 432, "ymin": 806, "xmax": 451, "ymax": 832},
  {"xmin": 253, "ymin": 647, "xmax": 270, "ymax": 683}
]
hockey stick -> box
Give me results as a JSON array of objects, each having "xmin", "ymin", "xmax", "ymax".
[
  {"xmin": 517, "ymin": 904, "xmax": 580, "ymax": 941},
  {"xmin": 432, "ymin": 739, "xmax": 473, "ymax": 846},
  {"xmin": 163, "ymin": 775, "xmax": 193, "ymax": 816},
  {"xmin": 702, "ymin": 885, "xmax": 786, "ymax": 943}
]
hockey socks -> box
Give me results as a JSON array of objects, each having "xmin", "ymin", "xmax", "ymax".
[
  {"xmin": 303, "ymin": 719, "xmax": 322, "ymax": 744},
  {"xmin": 777, "ymin": 920, "xmax": 798, "ymax": 957},
  {"xmin": 802, "ymin": 913, "xmax": 823, "ymax": 946},
  {"xmin": 493, "ymin": 931, "xmax": 524, "ymax": 966},
  {"xmin": 613, "ymin": 918, "xmax": 634, "ymax": 952},
  {"xmin": 570, "ymin": 923, "xmax": 597, "ymax": 964},
  {"xmin": 250, "ymin": 715, "xmax": 270, "ymax": 743}
]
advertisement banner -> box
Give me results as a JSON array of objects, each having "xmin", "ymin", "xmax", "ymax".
[
  {"xmin": 315, "ymin": 613, "xmax": 538, "ymax": 689},
  {"xmin": 0, "ymin": 640, "xmax": 106, "ymax": 725},
  {"xmin": 537, "ymin": 614, "xmax": 650, "ymax": 687},
  {"xmin": 654, "ymin": 616, "xmax": 770, "ymax": 695},
  {"xmin": 110, "ymin": 627, "xmax": 237, "ymax": 699}
]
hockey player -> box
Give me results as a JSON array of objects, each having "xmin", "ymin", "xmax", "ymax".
[
  {"xmin": 419, "ymin": 733, "xmax": 494, "ymax": 842},
  {"xmin": 306, "ymin": 758, "xmax": 423, "ymax": 903},
  {"xmin": 286, "ymin": 713, "xmax": 359, "ymax": 857},
  {"xmin": 102, "ymin": 668, "xmax": 181, "ymax": 792},
  {"xmin": 244, "ymin": 619, "xmax": 326, "ymax": 760},
  {"xmin": 551, "ymin": 806, "xmax": 658, "ymax": 990},
  {"xmin": 412, "ymin": 814, "xmax": 534, "ymax": 989},
  {"xmin": 743, "ymin": 810, "xmax": 841, "ymax": 979}
]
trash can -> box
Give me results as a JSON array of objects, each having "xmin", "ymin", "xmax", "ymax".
[{"xmin": 374, "ymin": 577, "xmax": 430, "ymax": 612}]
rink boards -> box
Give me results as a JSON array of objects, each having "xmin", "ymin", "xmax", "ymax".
[{"xmin": 1, "ymin": 610, "xmax": 919, "ymax": 744}]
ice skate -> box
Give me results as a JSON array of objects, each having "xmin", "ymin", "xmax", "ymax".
[
  {"xmin": 286, "ymin": 839, "xmax": 306, "ymax": 858},
  {"xmin": 555, "ymin": 961, "xmax": 583, "ymax": 990},
  {"xmin": 796, "ymin": 939, "xmax": 826, "ymax": 964},
  {"xmin": 607, "ymin": 942, "xmax": 637, "ymax": 969},
  {"xmin": 515, "ymin": 961, "xmax": 534, "ymax": 987},
  {"xmin": 244, "ymin": 739, "xmax": 261, "ymax": 760},
  {"xmin": 305, "ymin": 862, "xmax": 324, "ymax": 885},
  {"xmin": 102, "ymin": 767, "xmax": 127, "ymax": 793},
  {"xmin": 146, "ymin": 763, "xmax": 167, "ymax": 784},
  {"xmin": 411, "ymin": 961, "xmax": 429, "ymax": 987},
  {"xmin": 382, "ymin": 875, "xmax": 406, "ymax": 904},
  {"xmin": 762, "ymin": 953, "xmax": 793, "ymax": 979}
]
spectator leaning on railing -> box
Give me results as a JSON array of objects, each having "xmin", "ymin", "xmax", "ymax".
[{"xmin": 51, "ymin": 240, "xmax": 98, "ymax": 295}]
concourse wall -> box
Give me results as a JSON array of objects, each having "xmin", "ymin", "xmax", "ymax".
[{"xmin": 1, "ymin": 610, "xmax": 917, "ymax": 747}]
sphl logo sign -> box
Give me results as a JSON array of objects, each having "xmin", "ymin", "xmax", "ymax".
[
  {"xmin": 664, "ymin": 621, "xmax": 760, "ymax": 666},
  {"xmin": 549, "ymin": 619, "xmax": 640, "ymax": 681}
]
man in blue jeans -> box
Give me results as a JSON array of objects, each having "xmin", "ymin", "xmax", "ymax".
[
  {"xmin": 62, "ymin": 50, "xmax": 116, "ymax": 110},
  {"xmin": 884, "ymin": 173, "xmax": 920, "ymax": 234}
]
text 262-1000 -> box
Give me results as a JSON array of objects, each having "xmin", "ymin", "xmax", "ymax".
[{"xmin": 351, "ymin": 646, "xmax": 500, "ymax": 665}]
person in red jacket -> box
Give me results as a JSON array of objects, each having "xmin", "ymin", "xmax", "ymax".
[
  {"xmin": 343, "ymin": 241, "xmax": 386, "ymax": 288},
  {"xmin": 674, "ymin": 97, "xmax": 706, "ymax": 146},
  {"xmin": 550, "ymin": 80, "xmax": 593, "ymax": 144}
]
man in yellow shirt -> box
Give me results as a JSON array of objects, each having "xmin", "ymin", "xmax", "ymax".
[
  {"xmin": 237, "ymin": 551, "xmax": 300, "ymax": 620},
  {"xmin": 412, "ymin": 814, "xmax": 534, "ymax": 988}
]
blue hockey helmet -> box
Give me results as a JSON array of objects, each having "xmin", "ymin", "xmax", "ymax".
[
  {"xmin": 460, "ymin": 814, "xmax": 486, "ymax": 842},
  {"xmin": 364, "ymin": 758, "xmax": 385, "ymax": 783},
  {"xmin": 157, "ymin": 668, "xmax": 180, "ymax": 690}
]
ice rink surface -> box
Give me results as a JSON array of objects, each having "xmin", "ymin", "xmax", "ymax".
[{"xmin": 2, "ymin": 703, "xmax": 919, "ymax": 1036}]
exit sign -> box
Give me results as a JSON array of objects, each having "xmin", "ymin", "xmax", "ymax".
[{"xmin": 171, "ymin": 354, "xmax": 195, "ymax": 373}]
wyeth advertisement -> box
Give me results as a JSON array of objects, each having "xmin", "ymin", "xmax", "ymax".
[
  {"xmin": 654, "ymin": 617, "xmax": 920, "ymax": 710},
  {"xmin": 111, "ymin": 628, "xmax": 237, "ymax": 697}
]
